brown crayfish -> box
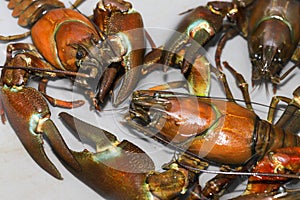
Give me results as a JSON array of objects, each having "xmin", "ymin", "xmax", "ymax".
[{"xmin": 144, "ymin": 0, "xmax": 300, "ymax": 93}]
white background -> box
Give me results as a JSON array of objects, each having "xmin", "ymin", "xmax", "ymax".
[{"xmin": 0, "ymin": 0, "xmax": 299, "ymax": 199}]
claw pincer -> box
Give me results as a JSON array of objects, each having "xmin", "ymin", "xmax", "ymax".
[
  {"xmin": 0, "ymin": 58, "xmax": 79, "ymax": 179},
  {"xmin": 59, "ymin": 112, "xmax": 155, "ymax": 199},
  {"xmin": 93, "ymin": 0, "xmax": 146, "ymax": 106}
]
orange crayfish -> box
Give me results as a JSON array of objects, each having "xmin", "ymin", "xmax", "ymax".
[
  {"xmin": 126, "ymin": 63, "xmax": 300, "ymax": 199},
  {"xmin": 1, "ymin": 0, "xmax": 146, "ymax": 109}
]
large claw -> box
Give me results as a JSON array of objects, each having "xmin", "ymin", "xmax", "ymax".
[
  {"xmin": 92, "ymin": 0, "xmax": 146, "ymax": 107},
  {"xmin": 59, "ymin": 112, "xmax": 201, "ymax": 199},
  {"xmin": 0, "ymin": 86, "xmax": 80, "ymax": 179},
  {"xmin": 59, "ymin": 112, "xmax": 155, "ymax": 199}
]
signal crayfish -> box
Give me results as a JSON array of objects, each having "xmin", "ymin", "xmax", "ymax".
[
  {"xmin": 1, "ymin": 0, "xmax": 300, "ymax": 199},
  {"xmin": 143, "ymin": 0, "xmax": 300, "ymax": 93}
]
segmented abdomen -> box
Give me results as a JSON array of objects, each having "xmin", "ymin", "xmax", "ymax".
[{"xmin": 254, "ymin": 119, "xmax": 300, "ymax": 161}]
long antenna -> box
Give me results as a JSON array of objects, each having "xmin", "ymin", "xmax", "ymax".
[
  {"xmin": 179, "ymin": 163, "xmax": 300, "ymax": 179},
  {"xmin": 0, "ymin": 66, "xmax": 91, "ymax": 78}
]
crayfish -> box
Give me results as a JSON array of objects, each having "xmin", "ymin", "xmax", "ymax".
[
  {"xmin": 144, "ymin": 0, "xmax": 300, "ymax": 93},
  {"xmin": 42, "ymin": 63, "xmax": 300, "ymax": 199},
  {"xmin": 0, "ymin": 0, "xmax": 145, "ymax": 198},
  {"xmin": 127, "ymin": 61, "xmax": 300, "ymax": 199},
  {"xmin": 0, "ymin": 0, "xmax": 146, "ymax": 110},
  {"xmin": 1, "ymin": 0, "xmax": 300, "ymax": 199}
]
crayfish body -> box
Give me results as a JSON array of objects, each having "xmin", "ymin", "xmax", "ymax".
[
  {"xmin": 145, "ymin": 0, "xmax": 300, "ymax": 93},
  {"xmin": 128, "ymin": 90, "xmax": 300, "ymax": 166},
  {"xmin": 3, "ymin": 0, "xmax": 146, "ymax": 109},
  {"xmin": 127, "ymin": 75, "xmax": 300, "ymax": 198}
]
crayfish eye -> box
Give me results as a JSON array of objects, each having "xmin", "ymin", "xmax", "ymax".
[
  {"xmin": 154, "ymin": 92, "xmax": 161, "ymax": 98},
  {"xmin": 253, "ymin": 53, "xmax": 262, "ymax": 61},
  {"xmin": 76, "ymin": 47, "xmax": 87, "ymax": 60}
]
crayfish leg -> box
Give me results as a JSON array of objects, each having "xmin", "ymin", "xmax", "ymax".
[
  {"xmin": 38, "ymin": 78, "xmax": 85, "ymax": 109},
  {"xmin": 215, "ymin": 27, "xmax": 240, "ymax": 70},
  {"xmin": 143, "ymin": 48, "xmax": 211, "ymax": 96},
  {"xmin": 0, "ymin": 99, "xmax": 6, "ymax": 124}
]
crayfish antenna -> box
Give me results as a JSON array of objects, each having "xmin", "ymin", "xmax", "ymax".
[{"xmin": 0, "ymin": 31, "xmax": 31, "ymax": 41}]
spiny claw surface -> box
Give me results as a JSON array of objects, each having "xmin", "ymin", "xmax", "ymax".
[{"xmin": 1, "ymin": 86, "xmax": 80, "ymax": 179}]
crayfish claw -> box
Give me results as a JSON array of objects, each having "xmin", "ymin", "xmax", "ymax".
[
  {"xmin": 59, "ymin": 112, "xmax": 210, "ymax": 199},
  {"xmin": 41, "ymin": 119, "xmax": 81, "ymax": 173},
  {"xmin": 112, "ymin": 65, "xmax": 141, "ymax": 107},
  {"xmin": 59, "ymin": 112, "xmax": 117, "ymax": 149},
  {"xmin": 20, "ymin": 127, "xmax": 63, "ymax": 180},
  {"xmin": 0, "ymin": 85, "xmax": 80, "ymax": 179},
  {"xmin": 59, "ymin": 112, "xmax": 156, "ymax": 199},
  {"xmin": 13, "ymin": 117, "xmax": 81, "ymax": 180}
]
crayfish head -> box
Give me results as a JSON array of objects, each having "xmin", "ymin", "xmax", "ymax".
[
  {"xmin": 250, "ymin": 45, "xmax": 283, "ymax": 85},
  {"xmin": 248, "ymin": 18, "xmax": 297, "ymax": 92},
  {"xmin": 129, "ymin": 90, "xmax": 172, "ymax": 126},
  {"xmin": 128, "ymin": 90, "xmax": 217, "ymax": 145},
  {"xmin": 56, "ymin": 29, "xmax": 101, "ymax": 74},
  {"xmin": 75, "ymin": 42, "xmax": 103, "ymax": 78}
]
